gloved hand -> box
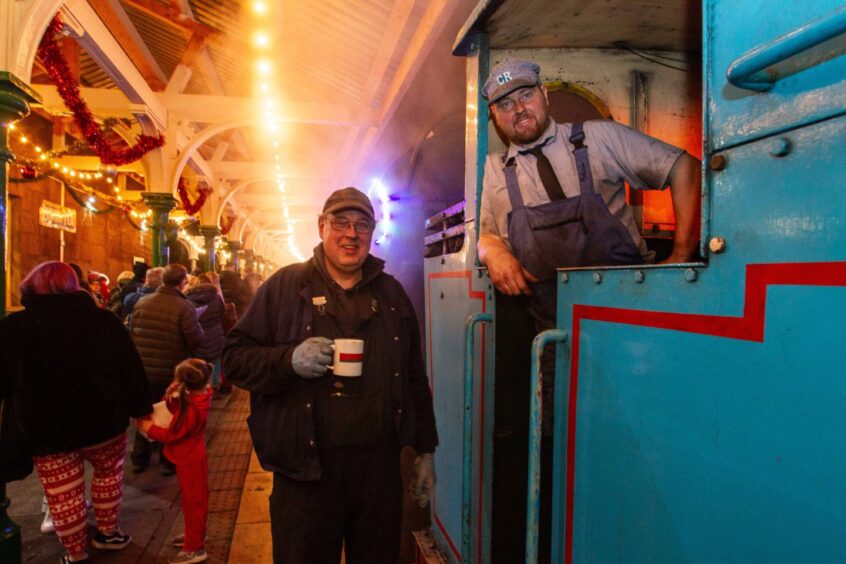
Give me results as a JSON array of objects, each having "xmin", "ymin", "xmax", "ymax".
[
  {"xmin": 409, "ymin": 452, "xmax": 436, "ymax": 508},
  {"xmin": 291, "ymin": 337, "xmax": 333, "ymax": 379}
]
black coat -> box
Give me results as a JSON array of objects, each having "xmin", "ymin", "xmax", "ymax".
[
  {"xmin": 220, "ymin": 271, "xmax": 252, "ymax": 318},
  {"xmin": 186, "ymin": 283, "xmax": 226, "ymax": 360},
  {"xmin": 223, "ymin": 252, "xmax": 438, "ymax": 481},
  {"xmin": 0, "ymin": 291, "xmax": 153, "ymax": 456},
  {"xmin": 129, "ymin": 285, "xmax": 204, "ymax": 387}
]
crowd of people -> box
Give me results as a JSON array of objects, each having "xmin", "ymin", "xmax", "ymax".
[
  {"xmin": 0, "ymin": 186, "xmax": 443, "ymax": 564},
  {"xmin": 0, "ymin": 259, "xmax": 259, "ymax": 564}
]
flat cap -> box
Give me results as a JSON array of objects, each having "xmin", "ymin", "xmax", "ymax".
[
  {"xmin": 482, "ymin": 58, "xmax": 541, "ymax": 103},
  {"xmin": 322, "ymin": 187, "xmax": 375, "ymax": 222}
]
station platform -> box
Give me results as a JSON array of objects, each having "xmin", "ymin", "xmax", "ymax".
[{"xmin": 7, "ymin": 387, "xmax": 273, "ymax": 563}]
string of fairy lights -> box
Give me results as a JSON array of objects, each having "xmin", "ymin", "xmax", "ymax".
[
  {"xmin": 251, "ymin": 0, "xmax": 305, "ymax": 263},
  {"xmin": 5, "ymin": 118, "xmax": 244, "ymax": 266},
  {"xmin": 3, "ymin": 121, "xmax": 154, "ymax": 228}
]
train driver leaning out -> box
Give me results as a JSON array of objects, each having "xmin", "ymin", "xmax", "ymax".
[
  {"xmin": 477, "ymin": 57, "xmax": 701, "ymax": 561},
  {"xmin": 478, "ymin": 57, "xmax": 702, "ymax": 430}
]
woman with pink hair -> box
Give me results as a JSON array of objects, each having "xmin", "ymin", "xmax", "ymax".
[{"xmin": 0, "ymin": 261, "xmax": 153, "ymax": 563}]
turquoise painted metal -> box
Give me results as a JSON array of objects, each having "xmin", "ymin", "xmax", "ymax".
[
  {"xmin": 708, "ymin": 0, "xmax": 846, "ymax": 151},
  {"xmin": 424, "ymin": 223, "xmax": 493, "ymax": 563},
  {"xmin": 464, "ymin": 312, "xmax": 493, "ymax": 563},
  {"xmin": 726, "ymin": 5, "xmax": 846, "ymax": 91},
  {"xmin": 422, "ymin": 29, "xmax": 493, "ymax": 564},
  {"xmin": 542, "ymin": 1, "xmax": 846, "ymax": 562},
  {"xmin": 525, "ymin": 329, "xmax": 567, "ymax": 564},
  {"xmin": 433, "ymin": 1, "xmax": 846, "ymax": 563}
]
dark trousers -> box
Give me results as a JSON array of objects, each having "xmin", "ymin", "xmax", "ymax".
[
  {"xmin": 132, "ymin": 380, "xmax": 175, "ymax": 470},
  {"xmin": 269, "ymin": 444, "xmax": 402, "ymax": 564}
]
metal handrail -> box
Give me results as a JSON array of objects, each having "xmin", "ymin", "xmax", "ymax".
[
  {"xmin": 462, "ymin": 312, "xmax": 492, "ymax": 563},
  {"xmin": 726, "ymin": 5, "xmax": 846, "ymax": 91},
  {"xmin": 525, "ymin": 329, "xmax": 568, "ymax": 564}
]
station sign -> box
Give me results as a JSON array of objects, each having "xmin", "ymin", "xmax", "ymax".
[{"xmin": 39, "ymin": 201, "xmax": 77, "ymax": 233}]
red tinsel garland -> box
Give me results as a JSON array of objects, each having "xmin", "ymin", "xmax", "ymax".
[
  {"xmin": 37, "ymin": 13, "xmax": 165, "ymax": 166},
  {"xmin": 219, "ymin": 213, "xmax": 235, "ymax": 236},
  {"xmin": 178, "ymin": 177, "xmax": 211, "ymax": 215}
]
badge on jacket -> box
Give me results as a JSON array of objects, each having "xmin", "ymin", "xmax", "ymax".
[{"xmin": 313, "ymin": 295, "xmax": 327, "ymax": 316}]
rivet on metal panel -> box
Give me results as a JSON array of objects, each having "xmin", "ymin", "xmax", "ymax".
[
  {"xmin": 709, "ymin": 154, "xmax": 727, "ymax": 171},
  {"xmin": 768, "ymin": 137, "xmax": 791, "ymax": 157},
  {"xmin": 708, "ymin": 237, "xmax": 727, "ymax": 254},
  {"xmin": 633, "ymin": 270, "xmax": 645, "ymax": 283},
  {"xmin": 561, "ymin": 273, "xmax": 569, "ymax": 283},
  {"xmin": 592, "ymin": 272, "xmax": 602, "ymax": 284},
  {"xmin": 684, "ymin": 268, "xmax": 698, "ymax": 282}
]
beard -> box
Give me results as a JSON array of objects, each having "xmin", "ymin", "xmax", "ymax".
[{"xmin": 509, "ymin": 112, "xmax": 548, "ymax": 145}]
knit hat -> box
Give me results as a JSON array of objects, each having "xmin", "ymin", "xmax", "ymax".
[
  {"xmin": 88, "ymin": 272, "xmax": 107, "ymax": 284},
  {"xmin": 117, "ymin": 270, "xmax": 135, "ymax": 283}
]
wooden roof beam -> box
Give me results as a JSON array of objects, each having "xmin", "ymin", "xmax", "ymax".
[
  {"xmin": 62, "ymin": 0, "xmax": 166, "ymax": 129},
  {"xmin": 348, "ymin": 0, "xmax": 462, "ymax": 180},
  {"xmin": 86, "ymin": 0, "xmax": 167, "ymax": 91},
  {"xmin": 121, "ymin": 0, "xmax": 217, "ymax": 38}
]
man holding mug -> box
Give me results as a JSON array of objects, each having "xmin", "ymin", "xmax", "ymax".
[{"xmin": 223, "ymin": 187, "xmax": 438, "ymax": 563}]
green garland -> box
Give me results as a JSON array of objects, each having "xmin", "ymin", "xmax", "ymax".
[{"xmin": 64, "ymin": 184, "xmax": 114, "ymax": 215}]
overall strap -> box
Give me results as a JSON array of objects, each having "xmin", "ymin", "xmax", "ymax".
[
  {"xmin": 501, "ymin": 154, "xmax": 526, "ymax": 210},
  {"xmin": 569, "ymin": 123, "xmax": 596, "ymax": 195}
]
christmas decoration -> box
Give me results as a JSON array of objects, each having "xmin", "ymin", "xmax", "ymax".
[
  {"xmin": 99, "ymin": 163, "xmax": 118, "ymax": 178},
  {"xmin": 219, "ymin": 213, "xmax": 235, "ymax": 236},
  {"xmin": 6, "ymin": 121, "xmax": 150, "ymax": 229},
  {"xmin": 37, "ymin": 13, "xmax": 165, "ymax": 165},
  {"xmin": 19, "ymin": 165, "xmax": 37, "ymax": 180},
  {"xmin": 177, "ymin": 177, "xmax": 211, "ymax": 216}
]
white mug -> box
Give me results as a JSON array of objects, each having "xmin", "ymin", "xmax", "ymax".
[{"xmin": 328, "ymin": 339, "xmax": 364, "ymax": 377}]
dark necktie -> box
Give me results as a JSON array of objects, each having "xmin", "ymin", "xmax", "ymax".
[{"xmin": 521, "ymin": 142, "xmax": 565, "ymax": 201}]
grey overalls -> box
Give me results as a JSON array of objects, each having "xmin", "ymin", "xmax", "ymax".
[{"xmin": 502, "ymin": 122, "xmax": 643, "ymax": 430}]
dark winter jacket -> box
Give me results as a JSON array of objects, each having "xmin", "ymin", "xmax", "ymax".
[
  {"xmin": 123, "ymin": 285, "xmax": 155, "ymax": 318},
  {"xmin": 223, "ymin": 249, "xmax": 438, "ymax": 481},
  {"xmin": 129, "ymin": 285, "xmax": 204, "ymax": 387},
  {"xmin": 185, "ymin": 283, "xmax": 226, "ymax": 360},
  {"xmin": 0, "ymin": 291, "xmax": 152, "ymax": 456},
  {"xmin": 108, "ymin": 279, "xmax": 133, "ymax": 318},
  {"xmin": 220, "ymin": 271, "xmax": 252, "ymax": 318}
]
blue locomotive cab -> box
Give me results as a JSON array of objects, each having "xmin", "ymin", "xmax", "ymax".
[{"xmin": 422, "ymin": 0, "xmax": 846, "ymax": 563}]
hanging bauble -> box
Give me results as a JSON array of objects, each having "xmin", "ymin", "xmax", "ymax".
[
  {"xmin": 20, "ymin": 165, "xmax": 37, "ymax": 180},
  {"xmin": 99, "ymin": 163, "xmax": 118, "ymax": 178}
]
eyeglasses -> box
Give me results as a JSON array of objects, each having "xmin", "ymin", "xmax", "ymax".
[
  {"xmin": 325, "ymin": 215, "xmax": 374, "ymax": 234},
  {"xmin": 492, "ymin": 86, "xmax": 538, "ymax": 113}
]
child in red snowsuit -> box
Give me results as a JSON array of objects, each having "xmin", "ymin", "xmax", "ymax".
[{"xmin": 138, "ymin": 359, "xmax": 213, "ymax": 564}]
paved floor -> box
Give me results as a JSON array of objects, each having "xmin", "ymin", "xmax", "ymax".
[
  {"xmin": 7, "ymin": 387, "xmax": 263, "ymax": 564},
  {"xmin": 8, "ymin": 385, "xmax": 428, "ymax": 564}
]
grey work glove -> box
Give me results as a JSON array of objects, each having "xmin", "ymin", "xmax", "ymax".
[
  {"xmin": 409, "ymin": 452, "xmax": 436, "ymax": 508},
  {"xmin": 291, "ymin": 337, "xmax": 333, "ymax": 379}
]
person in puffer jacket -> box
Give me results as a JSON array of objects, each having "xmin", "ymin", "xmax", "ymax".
[
  {"xmin": 129, "ymin": 263, "xmax": 203, "ymax": 474},
  {"xmin": 185, "ymin": 273, "xmax": 226, "ymax": 388}
]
